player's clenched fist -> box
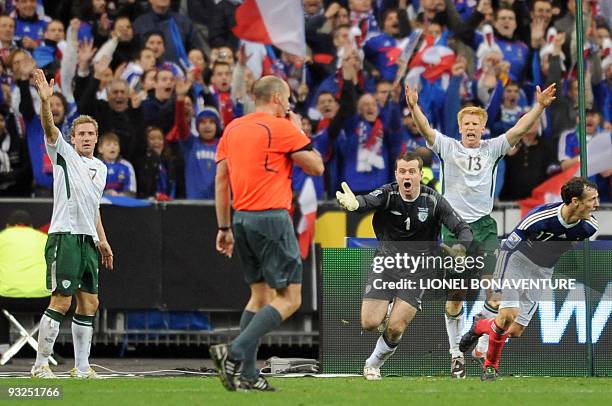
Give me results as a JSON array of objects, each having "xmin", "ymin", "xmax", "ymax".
[{"xmin": 336, "ymin": 182, "xmax": 359, "ymax": 211}]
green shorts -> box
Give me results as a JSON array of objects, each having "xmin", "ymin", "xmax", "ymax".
[
  {"xmin": 45, "ymin": 233, "xmax": 99, "ymax": 296},
  {"xmin": 442, "ymin": 215, "xmax": 499, "ymax": 276},
  {"xmin": 232, "ymin": 210, "xmax": 302, "ymax": 289}
]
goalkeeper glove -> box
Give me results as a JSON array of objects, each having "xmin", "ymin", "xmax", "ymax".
[
  {"xmin": 440, "ymin": 243, "xmax": 467, "ymax": 259},
  {"xmin": 336, "ymin": 182, "xmax": 359, "ymax": 211}
]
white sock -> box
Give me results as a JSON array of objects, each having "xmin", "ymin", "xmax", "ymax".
[
  {"xmin": 35, "ymin": 314, "xmax": 61, "ymax": 367},
  {"xmin": 476, "ymin": 333, "xmax": 489, "ymax": 355},
  {"xmin": 72, "ymin": 316, "xmax": 94, "ymax": 372},
  {"xmin": 475, "ymin": 301, "xmax": 497, "ymax": 355},
  {"xmin": 365, "ymin": 335, "xmax": 398, "ymax": 368},
  {"xmin": 445, "ymin": 308, "xmax": 464, "ymax": 358}
]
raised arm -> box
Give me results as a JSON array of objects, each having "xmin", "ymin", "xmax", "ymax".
[
  {"xmin": 506, "ymin": 84, "xmax": 556, "ymax": 146},
  {"xmin": 405, "ymin": 83, "xmax": 437, "ymax": 145},
  {"xmin": 33, "ymin": 69, "xmax": 61, "ymax": 145}
]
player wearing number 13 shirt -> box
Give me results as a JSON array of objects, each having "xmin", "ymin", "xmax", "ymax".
[{"xmin": 405, "ymin": 81, "xmax": 557, "ymax": 377}]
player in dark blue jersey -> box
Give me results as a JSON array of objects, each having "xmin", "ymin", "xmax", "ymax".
[{"xmin": 460, "ymin": 177, "xmax": 599, "ymax": 380}]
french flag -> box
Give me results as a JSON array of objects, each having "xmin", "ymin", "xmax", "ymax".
[
  {"xmin": 232, "ymin": 0, "xmax": 306, "ymax": 57},
  {"xmin": 294, "ymin": 176, "xmax": 318, "ymax": 259},
  {"xmin": 519, "ymin": 163, "xmax": 579, "ymax": 217}
]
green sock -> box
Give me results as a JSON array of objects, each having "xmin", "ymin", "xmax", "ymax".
[
  {"xmin": 44, "ymin": 308, "xmax": 65, "ymax": 323},
  {"xmin": 230, "ymin": 305, "xmax": 282, "ymax": 361}
]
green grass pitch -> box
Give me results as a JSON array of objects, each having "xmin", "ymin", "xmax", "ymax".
[{"xmin": 1, "ymin": 377, "xmax": 610, "ymax": 405}]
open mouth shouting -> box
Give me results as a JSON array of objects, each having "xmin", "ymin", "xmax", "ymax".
[{"xmin": 403, "ymin": 180, "xmax": 412, "ymax": 192}]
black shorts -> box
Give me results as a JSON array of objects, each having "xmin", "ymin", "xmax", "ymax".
[
  {"xmin": 233, "ymin": 209, "xmax": 302, "ymax": 289},
  {"xmin": 362, "ymin": 261, "xmax": 434, "ymax": 311}
]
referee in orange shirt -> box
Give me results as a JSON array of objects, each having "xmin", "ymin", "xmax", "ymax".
[{"xmin": 210, "ymin": 75, "xmax": 324, "ymax": 392}]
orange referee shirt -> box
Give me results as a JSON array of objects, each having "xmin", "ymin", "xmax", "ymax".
[{"xmin": 216, "ymin": 112, "xmax": 311, "ymax": 211}]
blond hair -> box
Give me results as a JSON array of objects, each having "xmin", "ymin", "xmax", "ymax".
[
  {"xmin": 457, "ymin": 106, "xmax": 487, "ymax": 127},
  {"xmin": 70, "ymin": 115, "xmax": 99, "ymax": 139}
]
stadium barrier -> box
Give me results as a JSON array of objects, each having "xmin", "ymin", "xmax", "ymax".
[
  {"xmin": 320, "ymin": 242, "xmax": 612, "ymax": 377},
  {"xmin": 1, "ymin": 200, "xmax": 610, "ymax": 355}
]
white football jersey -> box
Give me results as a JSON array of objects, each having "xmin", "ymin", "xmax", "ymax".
[
  {"xmin": 428, "ymin": 130, "xmax": 511, "ymax": 223},
  {"xmin": 46, "ymin": 133, "xmax": 107, "ymax": 241}
]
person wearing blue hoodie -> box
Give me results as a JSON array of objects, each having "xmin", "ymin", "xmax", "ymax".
[{"xmin": 179, "ymin": 107, "xmax": 222, "ymax": 199}]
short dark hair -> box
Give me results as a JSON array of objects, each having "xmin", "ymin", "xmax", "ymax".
[
  {"xmin": 144, "ymin": 31, "xmax": 164, "ymax": 44},
  {"xmin": 317, "ymin": 91, "xmax": 335, "ymax": 102},
  {"xmin": 561, "ymin": 177, "xmax": 598, "ymax": 204},
  {"xmin": 211, "ymin": 61, "xmax": 231, "ymax": 74},
  {"xmin": 7, "ymin": 210, "xmax": 32, "ymax": 226},
  {"xmin": 395, "ymin": 151, "xmax": 423, "ymax": 170},
  {"xmin": 375, "ymin": 79, "xmax": 393, "ymax": 89}
]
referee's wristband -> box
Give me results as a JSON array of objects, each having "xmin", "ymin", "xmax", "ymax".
[{"xmin": 218, "ymin": 226, "xmax": 231, "ymax": 231}]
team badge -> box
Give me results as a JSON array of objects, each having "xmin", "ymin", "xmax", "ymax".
[{"xmin": 417, "ymin": 207, "xmax": 429, "ymax": 222}]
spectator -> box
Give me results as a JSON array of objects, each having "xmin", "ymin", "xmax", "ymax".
[
  {"xmin": 133, "ymin": 0, "xmax": 204, "ymax": 67},
  {"xmin": 500, "ymin": 121, "xmax": 559, "ymax": 201},
  {"xmin": 94, "ymin": 15, "xmax": 140, "ymax": 71},
  {"xmin": 120, "ymin": 47, "xmax": 157, "ymax": 91},
  {"xmin": 142, "ymin": 68, "xmax": 176, "ymax": 133},
  {"xmin": 364, "ymin": 6, "xmax": 411, "ymax": 82},
  {"xmin": 135, "ymin": 126, "xmax": 177, "ymax": 199},
  {"xmin": 12, "ymin": 0, "xmax": 50, "ymax": 51},
  {"xmin": 0, "ymin": 111, "xmax": 31, "ymax": 196},
  {"xmin": 169, "ymin": 105, "xmax": 221, "ymax": 200},
  {"xmin": 0, "ymin": 15, "xmax": 17, "ymax": 65},
  {"xmin": 97, "ymin": 132, "xmax": 137, "ymax": 197},
  {"xmin": 143, "ymin": 31, "xmax": 184, "ymax": 77},
  {"xmin": 0, "ymin": 210, "xmax": 50, "ymax": 360},
  {"xmin": 50, "ymin": 92, "xmax": 77, "ymax": 144},
  {"xmin": 75, "ymin": 58, "xmax": 146, "ymax": 161},
  {"xmin": 490, "ymin": 82, "xmax": 529, "ymax": 137},
  {"xmin": 75, "ymin": 0, "xmax": 112, "ymax": 47},
  {"xmin": 33, "ymin": 19, "xmax": 65, "ymax": 79},
  {"xmin": 306, "ymin": 2, "xmax": 350, "ymax": 85},
  {"xmin": 209, "ymin": 61, "xmax": 237, "ymax": 127},
  {"xmin": 205, "ymin": 0, "xmax": 239, "ymax": 49},
  {"xmin": 11, "ymin": 51, "xmax": 54, "ymax": 196}
]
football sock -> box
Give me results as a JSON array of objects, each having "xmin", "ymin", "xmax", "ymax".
[
  {"xmin": 474, "ymin": 317, "xmax": 494, "ymax": 336},
  {"xmin": 365, "ymin": 331, "xmax": 399, "ymax": 369},
  {"xmin": 230, "ymin": 305, "xmax": 282, "ymax": 361},
  {"xmin": 34, "ymin": 309, "xmax": 64, "ymax": 367},
  {"xmin": 239, "ymin": 310, "xmax": 258, "ymax": 380},
  {"xmin": 72, "ymin": 314, "xmax": 95, "ymax": 372},
  {"xmin": 484, "ymin": 319, "xmax": 508, "ymax": 370},
  {"xmin": 445, "ymin": 307, "xmax": 465, "ymax": 358},
  {"xmin": 476, "ymin": 302, "xmax": 498, "ymax": 355}
]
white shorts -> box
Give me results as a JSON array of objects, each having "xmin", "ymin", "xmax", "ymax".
[{"xmin": 493, "ymin": 250, "xmax": 554, "ymax": 326}]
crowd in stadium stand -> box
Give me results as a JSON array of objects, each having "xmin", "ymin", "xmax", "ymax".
[{"xmin": 0, "ymin": 0, "xmax": 610, "ymax": 202}]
